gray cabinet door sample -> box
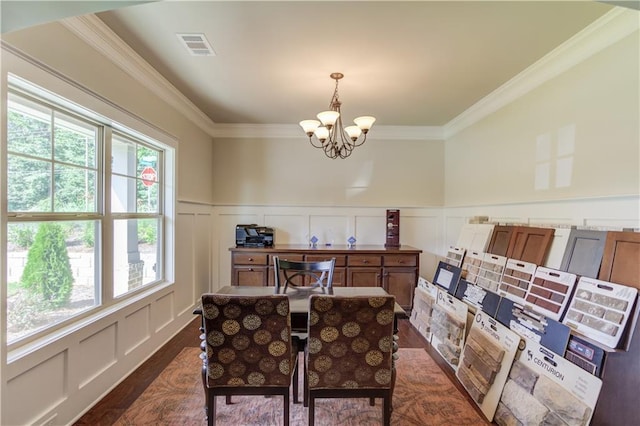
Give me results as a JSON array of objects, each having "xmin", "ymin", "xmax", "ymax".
[{"xmin": 559, "ymin": 229, "xmax": 607, "ymax": 278}]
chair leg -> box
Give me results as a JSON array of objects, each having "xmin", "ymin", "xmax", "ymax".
[
  {"xmin": 284, "ymin": 392, "xmax": 290, "ymax": 426},
  {"xmin": 225, "ymin": 395, "xmax": 232, "ymax": 404},
  {"xmin": 383, "ymin": 395, "xmax": 391, "ymax": 426},
  {"xmin": 303, "ymin": 361, "xmax": 309, "ymax": 407},
  {"xmin": 308, "ymin": 395, "xmax": 315, "ymax": 426},
  {"xmin": 206, "ymin": 391, "xmax": 216, "ymax": 426},
  {"xmin": 293, "ymin": 354, "xmax": 299, "ymax": 403}
]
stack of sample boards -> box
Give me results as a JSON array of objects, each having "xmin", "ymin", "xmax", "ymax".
[{"xmin": 412, "ymin": 224, "xmax": 640, "ymax": 425}]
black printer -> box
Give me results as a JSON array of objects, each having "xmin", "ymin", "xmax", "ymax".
[{"xmin": 235, "ymin": 224, "xmax": 274, "ymax": 247}]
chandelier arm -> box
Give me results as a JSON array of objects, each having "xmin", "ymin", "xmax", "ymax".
[{"xmin": 308, "ymin": 136, "xmax": 327, "ymax": 149}]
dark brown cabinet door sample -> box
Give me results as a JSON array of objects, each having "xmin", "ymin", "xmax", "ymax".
[
  {"xmin": 486, "ymin": 225, "xmax": 514, "ymax": 257},
  {"xmin": 505, "ymin": 226, "xmax": 555, "ymax": 265},
  {"xmin": 559, "ymin": 229, "xmax": 607, "ymax": 278},
  {"xmin": 598, "ymin": 231, "xmax": 640, "ymax": 289}
]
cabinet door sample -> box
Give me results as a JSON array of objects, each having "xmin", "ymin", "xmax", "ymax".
[
  {"xmin": 559, "ymin": 229, "xmax": 607, "ymax": 278},
  {"xmin": 486, "ymin": 226, "xmax": 514, "ymax": 257},
  {"xmin": 508, "ymin": 226, "xmax": 555, "ymax": 265},
  {"xmin": 598, "ymin": 231, "xmax": 640, "ymax": 290}
]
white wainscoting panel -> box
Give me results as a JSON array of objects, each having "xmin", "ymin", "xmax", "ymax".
[
  {"xmin": 6, "ymin": 351, "xmax": 67, "ymax": 425},
  {"xmin": 122, "ymin": 306, "xmax": 150, "ymax": 356},
  {"xmin": 266, "ymin": 214, "xmax": 307, "ymax": 244},
  {"xmin": 309, "ymin": 214, "xmax": 350, "ymax": 246},
  {"xmin": 194, "ymin": 213, "xmax": 213, "ymax": 297},
  {"xmin": 445, "ymin": 216, "xmax": 468, "ymax": 250},
  {"xmin": 78, "ymin": 323, "xmax": 118, "ymax": 388},
  {"xmin": 152, "ymin": 292, "xmax": 174, "ymax": 333},
  {"xmin": 354, "ymin": 214, "xmax": 386, "ymax": 245}
]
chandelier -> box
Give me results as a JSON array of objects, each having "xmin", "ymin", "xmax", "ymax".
[{"xmin": 299, "ymin": 73, "xmax": 376, "ymax": 159}]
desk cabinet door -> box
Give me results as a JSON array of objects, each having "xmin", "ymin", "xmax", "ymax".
[
  {"xmin": 384, "ymin": 268, "xmax": 417, "ymax": 310},
  {"xmin": 348, "ymin": 267, "xmax": 382, "ymax": 287},
  {"xmin": 232, "ymin": 266, "xmax": 268, "ymax": 286}
]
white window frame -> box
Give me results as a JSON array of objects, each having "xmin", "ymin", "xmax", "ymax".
[{"xmin": 2, "ymin": 69, "xmax": 176, "ymax": 352}]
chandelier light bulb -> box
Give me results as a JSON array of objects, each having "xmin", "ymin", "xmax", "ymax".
[
  {"xmin": 354, "ymin": 116, "xmax": 376, "ymax": 133},
  {"xmin": 299, "ymin": 119, "xmax": 320, "ymax": 136},
  {"xmin": 344, "ymin": 125, "xmax": 362, "ymax": 141},
  {"xmin": 317, "ymin": 110, "xmax": 340, "ymax": 127},
  {"xmin": 314, "ymin": 126, "xmax": 329, "ymax": 142},
  {"xmin": 300, "ymin": 72, "xmax": 375, "ymax": 159}
]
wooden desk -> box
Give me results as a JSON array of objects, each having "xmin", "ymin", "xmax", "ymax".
[{"xmin": 229, "ymin": 244, "xmax": 422, "ymax": 311}]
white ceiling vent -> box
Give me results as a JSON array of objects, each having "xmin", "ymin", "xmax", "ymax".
[{"xmin": 176, "ymin": 33, "xmax": 215, "ymax": 56}]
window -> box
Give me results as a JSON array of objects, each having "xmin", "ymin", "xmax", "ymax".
[
  {"xmin": 5, "ymin": 81, "xmax": 172, "ymax": 345},
  {"xmin": 111, "ymin": 134, "xmax": 162, "ymax": 297}
]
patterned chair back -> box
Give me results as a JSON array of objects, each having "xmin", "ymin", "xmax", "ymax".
[
  {"xmin": 201, "ymin": 294, "xmax": 294, "ymax": 388},
  {"xmin": 306, "ymin": 295, "xmax": 396, "ymax": 390}
]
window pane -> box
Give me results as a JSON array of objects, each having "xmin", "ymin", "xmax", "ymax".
[
  {"xmin": 7, "ymin": 155, "xmax": 52, "ymax": 212},
  {"xmin": 7, "ymin": 94, "xmax": 52, "ymax": 159},
  {"xmin": 6, "ymin": 221, "xmax": 99, "ymax": 343},
  {"xmin": 112, "ymin": 136, "xmax": 136, "ymax": 176},
  {"xmin": 112, "ymin": 164, "xmax": 159, "ymax": 214},
  {"xmin": 113, "ymin": 218, "xmax": 160, "ymax": 297},
  {"xmin": 54, "ymin": 164, "xmax": 97, "ymax": 212},
  {"xmin": 54, "ymin": 111, "xmax": 98, "ymax": 168}
]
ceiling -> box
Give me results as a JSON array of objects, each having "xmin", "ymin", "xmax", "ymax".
[{"xmin": 4, "ymin": 1, "xmax": 622, "ymax": 128}]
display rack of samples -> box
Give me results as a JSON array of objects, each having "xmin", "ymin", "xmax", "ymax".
[
  {"xmin": 456, "ymin": 312, "xmax": 520, "ymax": 421},
  {"xmin": 498, "ymin": 258, "xmax": 537, "ymax": 302},
  {"xmin": 527, "ymin": 267, "xmax": 577, "ymax": 321},
  {"xmin": 476, "ymin": 253, "xmax": 508, "ymax": 293},
  {"xmin": 430, "ymin": 289, "xmax": 468, "ymax": 370},
  {"xmin": 460, "ymin": 250, "xmax": 484, "ymax": 284},
  {"xmin": 445, "ymin": 246, "xmax": 466, "ymax": 268},
  {"xmin": 495, "ymin": 338, "xmax": 603, "ymax": 426},
  {"xmin": 409, "ymin": 277, "xmax": 439, "ymax": 341},
  {"xmin": 455, "ymin": 279, "xmax": 501, "ymax": 318},
  {"xmin": 563, "ymin": 276, "xmax": 638, "ymax": 349}
]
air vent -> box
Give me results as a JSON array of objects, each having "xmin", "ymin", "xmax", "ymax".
[{"xmin": 176, "ymin": 33, "xmax": 215, "ymax": 56}]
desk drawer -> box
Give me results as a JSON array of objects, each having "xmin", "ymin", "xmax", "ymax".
[
  {"xmin": 272, "ymin": 253, "xmax": 305, "ymax": 263},
  {"xmin": 233, "ymin": 253, "xmax": 268, "ymax": 265},
  {"xmin": 348, "ymin": 254, "xmax": 382, "ymax": 267},
  {"xmin": 306, "ymin": 254, "xmax": 346, "ymax": 267},
  {"xmin": 384, "ymin": 254, "xmax": 417, "ymax": 267}
]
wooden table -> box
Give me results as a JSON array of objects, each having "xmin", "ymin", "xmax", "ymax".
[{"xmin": 215, "ymin": 285, "xmax": 406, "ymax": 332}]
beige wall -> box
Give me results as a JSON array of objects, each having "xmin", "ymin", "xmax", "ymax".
[
  {"xmin": 444, "ymin": 31, "xmax": 639, "ymax": 206},
  {"xmin": 2, "ymin": 22, "xmax": 215, "ymax": 204},
  {"xmin": 212, "ymin": 136, "xmax": 445, "ymax": 207}
]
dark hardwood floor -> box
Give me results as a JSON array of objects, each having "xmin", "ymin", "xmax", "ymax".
[{"xmin": 75, "ymin": 317, "xmax": 491, "ymax": 425}]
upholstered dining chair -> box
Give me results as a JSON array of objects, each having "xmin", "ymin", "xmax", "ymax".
[
  {"xmin": 305, "ymin": 294, "xmax": 396, "ymax": 426},
  {"xmin": 273, "ymin": 256, "xmax": 336, "ymax": 294},
  {"xmin": 198, "ymin": 294, "xmax": 299, "ymax": 426}
]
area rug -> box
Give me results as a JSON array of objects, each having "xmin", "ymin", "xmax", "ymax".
[{"xmin": 114, "ymin": 347, "xmax": 486, "ymax": 425}]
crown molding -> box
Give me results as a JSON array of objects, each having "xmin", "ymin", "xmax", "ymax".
[
  {"xmin": 443, "ymin": 8, "xmax": 639, "ymax": 139},
  {"xmin": 61, "ymin": 8, "xmax": 637, "ymax": 142},
  {"xmin": 61, "ymin": 14, "xmax": 217, "ymax": 136},
  {"xmin": 212, "ymin": 123, "xmax": 444, "ymax": 140}
]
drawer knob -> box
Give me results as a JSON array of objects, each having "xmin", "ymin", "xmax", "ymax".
[
  {"xmin": 248, "ymin": 258, "xmax": 254, "ymax": 261},
  {"xmin": 363, "ymin": 260, "xmax": 369, "ymax": 264}
]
